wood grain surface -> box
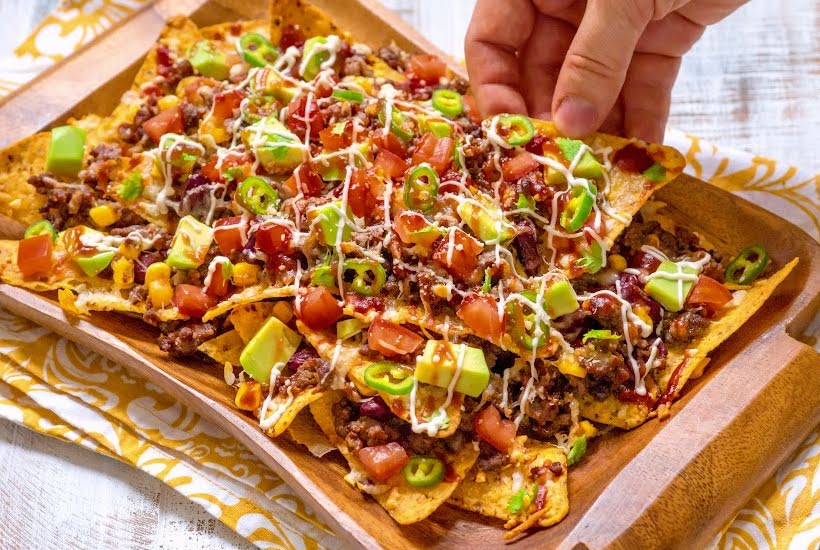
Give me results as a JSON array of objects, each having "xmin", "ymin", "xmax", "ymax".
[{"xmin": 0, "ymin": 1, "xmax": 817, "ymax": 549}]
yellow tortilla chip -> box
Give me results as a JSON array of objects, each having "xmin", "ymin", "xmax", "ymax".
[
  {"xmin": 450, "ymin": 437, "xmax": 569, "ymax": 532},
  {"xmin": 202, "ymin": 285, "xmax": 296, "ymax": 322},
  {"xmin": 310, "ymin": 391, "xmax": 478, "ymax": 524},
  {"xmin": 579, "ymin": 259, "xmax": 798, "ymax": 428},
  {"xmin": 270, "ymin": 0, "xmax": 352, "ymax": 45},
  {"xmin": 301, "ymin": 324, "xmax": 463, "ymax": 438},
  {"xmin": 259, "ymin": 387, "xmax": 324, "ymax": 438},
  {"xmin": 200, "ymin": 20, "xmax": 268, "ymax": 44},
  {"xmin": 198, "ymin": 329, "xmax": 244, "ymax": 365},
  {"xmin": 228, "ymin": 302, "xmax": 281, "ymax": 343},
  {"xmin": 0, "ymin": 133, "xmax": 50, "ymax": 230}
]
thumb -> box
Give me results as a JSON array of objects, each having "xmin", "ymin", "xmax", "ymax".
[{"xmin": 552, "ymin": 0, "xmax": 653, "ymax": 137}]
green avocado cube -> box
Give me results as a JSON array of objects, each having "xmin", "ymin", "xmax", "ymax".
[
  {"xmin": 166, "ymin": 215, "xmax": 214, "ymax": 270},
  {"xmin": 642, "ymin": 163, "xmax": 666, "ymax": 182},
  {"xmin": 645, "ymin": 261, "xmax": 698, "ymax": 312},
  {"xmin": 301, "ymin": 36, "xmax": 330, "ymax": 81},
  {"xmin": 241, "ymin": 117, "xmax": 304, "ymax": 174},
  {"xmin": 456, "ymin": 197, "xmax": 516, "ymax": 243},
  {"xmin": 556, "ymin": 137, "xmax": 603, "ymax": 180},
  {"xmin": 544, "ymin": 280, "xmax": 580, "ymax": 318},
  {"xmin": 46, "ymin": 125, "xmax": 86, "ymax": 177},
  {"xmin": 239, "ymin": 316, "xmax": 302, "ymax": 384},
  {"xmin": 415, "ymin": 340, "xmax": 490, "ymax": 398},
  {"xmin": 188, "ymin": 40, "xmax": 229, "ymax": 80},
  {"xmin": 75, "ymin": 250, "xmax": 115, "ymax": 277},
  {"xmin": 311, "ymin": 201, "xmax": 352, "ymax": 246}
]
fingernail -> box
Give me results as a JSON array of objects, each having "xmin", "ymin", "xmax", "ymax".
[{"xmin": 554, "ymin": 96, "xmax": 598, "ymax": 137}]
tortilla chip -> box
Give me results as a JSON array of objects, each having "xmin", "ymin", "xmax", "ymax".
[
  {"xmin": 658, "ymin": 258, "xmax": 799, "ymax": 397},
  {"xmin": 198, "ymin": 329, "xmax": 244, "ymax": 365},
  {"xmin": 530, "ymin": 119, "xmax": 685, "ymax": 249},
  {"xmin": 200, "ymin": 20, "xmax": 268, "ymax": 44},
  {"xmin": 450, "ymin": 436, "xmax": 568, "ymax": 532},
  {"xmin": 228, "ymin": 302, "xmax": 281, "ymax": 343},
  {"xmin": 270, "ymin": 0, "xmax": 352, "ymax": 45},
  {"xmin": 0, "ymin": 133, "xmax": 50, "ymax": 229},
  {"xmin": 285, "ymin": 410, "xmax": 337, "ymax": 457},
  {"xmin": 202, "ymin": 285, "xmax": 295, "ymax": 322},
  {"xmin": 579, "ymin": 259, "xmax": 798, "ymax": 429},
  {"xmin": 301, "ymin": 324, "xmax": 463, "ymax": 438},
  {"xmin": 260, "ymin": 386, "xmax": 324, "ymax": 438},
  {"xmin": 310, "ymin": 391, "xmax": 478, "ymax": 524}
]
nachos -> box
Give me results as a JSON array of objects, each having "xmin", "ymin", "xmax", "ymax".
[{"xmin": 0, "ymin": 5, "xmax": 796, "ymax": 536}]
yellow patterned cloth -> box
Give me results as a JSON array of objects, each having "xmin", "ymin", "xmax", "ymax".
[{"xmin": 0, "ymin": 2, "xmax": 818, "ymax": 549}]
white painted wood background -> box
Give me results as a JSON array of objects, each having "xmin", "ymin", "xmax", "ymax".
[{"xmin": 0, "ymin": 1, "xmax": 816, "ymax": 549}]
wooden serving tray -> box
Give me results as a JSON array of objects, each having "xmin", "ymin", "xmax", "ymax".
[{"xmin": 1, "ymin": 1, "xmax": 818, "ymax": 548}]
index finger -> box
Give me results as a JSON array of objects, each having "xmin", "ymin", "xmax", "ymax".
[{"xmin": 464, "ymin": 0, "xmax": 535, "ymax": 117}]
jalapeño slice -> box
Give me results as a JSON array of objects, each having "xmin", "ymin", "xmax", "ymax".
[
  {"xmin": 236, "ymin": 176, "xmax": 280, "ymax": 214},
  {"xmin": 403, "ymin": 456, "xmax": 445, "ymax": 487},
  {"xmin": 404, "ymin": 163, "xmax": 439, "ymax": 213},
  {"xmin": 725, "ymin": 245, "xmax": 769, "ymax": 285},
  {"xmin": 496, "ymin": 114, "xmax": 535, "ymax": 147},
  {"xmin": 363, "ymin": 361, "xmax": 414, "ymax": 395},
  {"xmin": 344, "ymin": 259, "xmax": 387, "ymax": 296},
  {"xmin": 238, "ymin": 33, "xmax": 279, "ymax": 67}
]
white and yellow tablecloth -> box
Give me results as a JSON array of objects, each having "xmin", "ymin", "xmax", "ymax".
[{"xmin": 0, "ymin": 2, "xmax": 818, "ymax": 549}]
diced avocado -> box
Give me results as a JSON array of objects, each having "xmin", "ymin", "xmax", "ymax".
[
  {"xmin": 556, "ymin": 137, "xmax": 603, "ymax": 180},
  {"xmin": 166, "ymin": 215, "xmax": 214, "ymax": 270},
  {"xmin": 645, "ymin": 261, "xmax": 698, "ymax": 312},
  {"xmin": 337, "ymin": 318, "xmax": 367, "ymax": 340},
  {"xmin": 643, "ymin": 163, "xmax": 666, "ymax": 182},
  {"xmin": 46, "ymin": 125, "xmax": 86, "ymax": 177},
  {"xmin": 252, "ymin": 70, "xmax": 300, "ymax": 103},
  {"xmin": 415, "ymin": 340, "xmax": 490, "ymax": 398},
  {"xmin": 301, "ymin": 36, "xmax": 330, "ymax": 81},
  {"xmin": 317, "ymin": 159, "xmax": 346, "ymax": 182},
  {"xmin": 75, "ymin": 250, "xmax": 115, "ymax": 277},
  {"xmin": 241, "ymin": 117, "xmax": 304, "ymax": 174},
  {"xmin": 310, "ymin": 201, "xmax": 352, "ymax": 246},
  {"xmin": 239, "ymin": 316, "xmax": 301, "ymax": 384},
  {"xmin": 456, "ymin": 197, "xmax": 515, "ymax": 243},
  {"xmin": 544, "ymin": 280, "xmax": 580, "ymax": 318},
  {"xmin": 188, "ymin": 40, "xmax": 229, "ymax": 80}
]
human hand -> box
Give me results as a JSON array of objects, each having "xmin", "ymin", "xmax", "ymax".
[{"xmin": 465, "ymin": 0, "xmax": 747, "ymax": 142}]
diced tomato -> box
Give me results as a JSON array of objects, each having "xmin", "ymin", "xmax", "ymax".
[
  {"xmin": 628, "ymin": 250, "xmax": 662, "ymax": 273},
  {"xmin": 356, "ymin": 442, "xmax": 409, "ymax": 483},
  {"xmin": 432, "ymin": 228, "xmax": 484, "ymax": 280},
  {"xmin": 411, "ymin": 133, "xmax": 454, "ymax": 175},
  {"xmin": 348, "ymin": 169, "xmax": 379, "ymax": 218},
  {"xmin": 200, "ymin": 151, "xmax": 253, "ymax": 183},
  {"xmin": 686, "ymin": 275, "xmax": 733, "ymax": 315},
  {"xmin": 287, "ymin": 95, "xmax": 324, "ymax": 139},
  {"xmin": 474, "ymin": 405, "xmax": 516, "ymax": 453},
  {"xmin": 457, "ymin": 294, "xmax": 502, "ymax": 341},
  {"xmin": 211, "ymin": 89, "xmax": 246, "ymax": 119},
  {"xmin": 297, "ymin": 287, "xmax": 343, "ymax": 330},
  {"xmin": 393, "ymin": 211, "xmax": 439, "ymax": 247},
  {"xmin": 17, "ymin": 234, "xmax": 52, "ymax": 278},
  {"xmin": 407, "ymin": 54, "xmax": 447, "ymax": 83},
  {"xmin": 367, "ymin": 317, "xmax": 424, "ymax": 358},
  {"xmin": 374, "ymin": 149, "xmax": 409, "ymax": 179},
  {"xmin": 255, "ymin": 223, "xmax": 292, "ymax": 255},
  {"xmin": 213, "ymin": 216, "xmax": 248, "ymax": 255},
  {"xmin": 502, "ymin": 152, "xmax": 539, "ymax": 182},
  {"xmin": 462, "ymin": 95, "xmax": 482, "ymax": 124},
  {"xmin": 173, "ymin": 284, "xmax": 217, "ymax": 317},
  {"xmin": 374, "ymin": 130, "xmax": 408, "ymax": 157},
  {"xmin": 142, "ymin": 105, "xmax": 184, "ymax": 143},
  {"xmin": 283, "ymin": 163, "xmax": 324, "ymax": 199},
  {"xmin": 319, "ymin": 122, "xmax": 352, "ymax": 151},
  {"xmin": 205, "ymin": 264, "xmax": 231, "ymax": 297}
]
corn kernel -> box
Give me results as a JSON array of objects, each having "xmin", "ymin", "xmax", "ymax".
[
  {"xmin": 351, "ymin": 76, "xmax": 374, "ymax": 95},
  {"xmin": 578, "ymin": 420, "xmax": 599, "ymax": 439},
  {"xmin": 89, "ymin": 204, "xmax": 119, "ymax": 228},
  {"xmin": 145, "ymin": 262, "xmax": 171, "ymax": 285},
  {"xmin": 118, "ymin": 242, "xmax": 140, "ymax": 260},
  {"xmin": 233, "ymin": 262, "xmax": 259, "ymax": 287},
  {"xmin": 608, "ymin": 253, "xmax": 627, "ymax": 272},
  {"xmin": 112, "ymin": 257, "xmax": 134, "ymax": 289},
  {"xmin": 557, "ymin": 355, "xmax": 587, "ymax": 378},
  {"xmin": 646, "ymin": 234, "xmax": 661, "ymax": 248},
  {"xmin": 148, "ymin": 281, "xmax": 173, "ymax": 308},
  {"xmin": 235, "ymin": 380, "xmax": 263, "ymax": 411},
  {"xmin": 634, "ymin": 305, "xmax": 653, "ymax": 330},
  {"xmin": 272, "ymin": 301, "xmax": 293, "ymax": 323},
  {"xmin": 157, "ymin": 94, "xmax": 180, "ymax": 111}
]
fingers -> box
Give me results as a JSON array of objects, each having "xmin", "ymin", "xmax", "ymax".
[
  {"xmin": 621, "ymin": 52, "xmax": 681, "ymax": 142},
  {"xmin": 636, "ymin": 11, "xmax": 705, "ymax": 57},
  {"xmin": 519, "ymin": 13, "xmax": 576, "ymax": 119},
  {"xmin": 552, "ymin": 0, "xmax": 654, "ymax": 137},
  {"xmin": 464, "ymin": 0, "xmax": 536, "ymax": 116}
]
